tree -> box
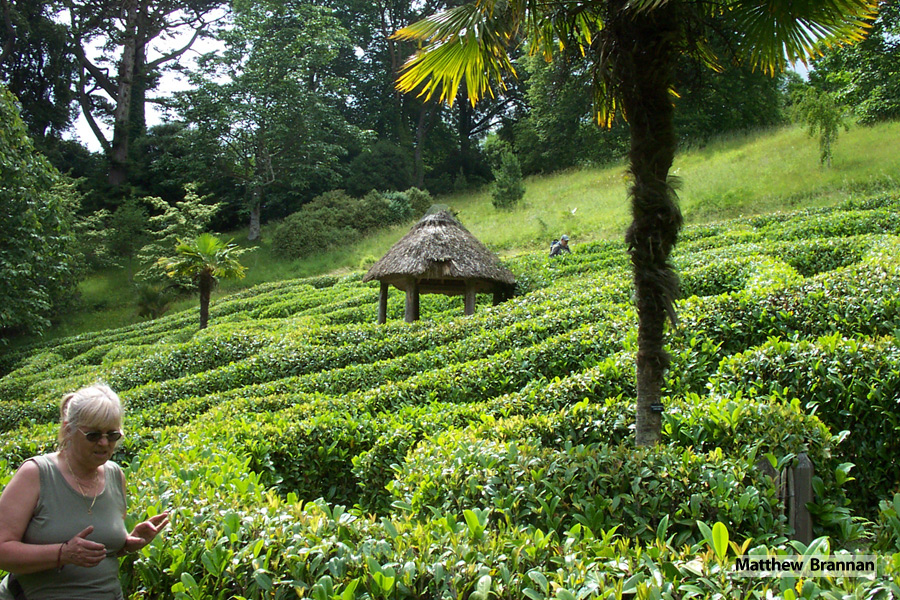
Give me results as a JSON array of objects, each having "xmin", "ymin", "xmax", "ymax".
[
  {"xmin": 393, "ymin": 0, "xmax": 877, "ymax": 446},
  {"xmin": 791, "ymin": 86, "xmax": 849, "ymax": 167},
  {"xmin": 158, "ymin": 233, "xmax": 249, "ymax": 329},
  {"xmin": 512, "ymin": 53, "xmax": 629, "ymax": 174},
  {"xmin": 0, "ymin": 1, "xmax": 77, "ymax": 151},
  {"xmin": 0, "ymin": 86, "xmax": 80, "ymax": 341},
  {"xmin": 179, "ymin": 0, "xmax": 361, "ymax": 241},
  {"xmin": 135, "ymin": 185, "xmax": 221, "ymax": 283},
  {"xmin": 61, "ymin": 0, "xmax": 222, "ymax": 187},
  {"xmin": 491, "ymin": 150, "xmax": 525, "ymax": 210},
  {"xmin": 809, "ymin": 1, "xmax": 900, "ymax": 124}
]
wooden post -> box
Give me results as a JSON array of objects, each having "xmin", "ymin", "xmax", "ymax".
[
  {"xmin": 404, "ymin": 279, "xmax": 420, "ymax": 322},
  {"xmin": 464, "ymin": 284, "xmax": 477, "ymax": 316},
  {"xmin": 377, "ymin": 281, "xmax": 388, "ymax": 324},
  {"xmin": 789, "ymin": 453, "xmax": 814, "ymax": 545}
]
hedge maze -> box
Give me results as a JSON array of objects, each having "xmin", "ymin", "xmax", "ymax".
[{"xmin": 2, "ymin": 193, "xmax": 900, "ymax": 598}]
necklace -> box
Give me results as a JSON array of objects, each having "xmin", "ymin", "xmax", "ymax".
[{"xmin": 63, "ymin": 452, "xmax": 100, "ymax": 515}]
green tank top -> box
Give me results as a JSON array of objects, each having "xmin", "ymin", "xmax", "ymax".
[{"xmin": 13, "ymin": 454, "xmax": 128, "ymax": 599}]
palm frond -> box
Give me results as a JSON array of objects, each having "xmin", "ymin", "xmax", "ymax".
[
  {"xmin": 394, "ymin": 1, "xmax": 519, "ymax": 106},
  {"xmin": 159, "ymin": 233, "xmax": 249, "ymax": 282},
  {"xmin": 727, "ymin": 0, "xmax": 879, "ymax": 75},
  {"xmin": 394, "ymin": 0, "xmax": 604, "ymax": 107}
]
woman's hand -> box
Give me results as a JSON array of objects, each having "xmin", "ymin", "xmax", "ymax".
[
  {"xmin": 62, "ymin": 526, "xmax": 108, "ymax": 568},
  {"xmin": 124, "ymin": 512, "xmax": 170, "ymax": 554}
]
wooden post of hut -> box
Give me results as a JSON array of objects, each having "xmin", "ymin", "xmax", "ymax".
[
  {"xmin": 377, "ymin": 281, "xmax": 389, "ymax": 324},
  {"xmin": 405, "ymin": 277, "xmax": 420, "ymax": 323},
  {"xmin": 464, "ymin": 282, "xmax": 477, "ymax": 316},
  {"xmin": 363, "ymin": 211, "xmax": 516, "ymax": 323}
]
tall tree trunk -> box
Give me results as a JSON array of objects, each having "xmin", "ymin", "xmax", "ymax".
[
  {"xmin": 128, "ymin": 39, "xmax": 148, "ymax": 160},
  {"xmin": 414, "ymin": 102, "xmax": 435, "ymax": 188},
  {"xmin": 616, "ymin": 5, "xmax": 683, "ymax": 446},
  {"xmin": 199, "ymin": 270, "xmax": 212, "ymax": 329},
  {"xmin": 248, "ymin": 185, "xmax": 262, "ymax": 242},
  {"xmin": 109, "ymin": 0, "xmax": 139, "ymax": 187}
]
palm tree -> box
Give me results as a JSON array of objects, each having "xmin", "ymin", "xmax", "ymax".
[
  {"xmin": 158, "ymin": 233, "xmax": 250, "ymax": 329},
  {"xmin": 393, "ymin": 0, "xmax": 878, "ymax": 446}
]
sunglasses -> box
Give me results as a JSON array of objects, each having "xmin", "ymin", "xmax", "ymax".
[{"xmin": 78, "ymin": 429, "xmax": 124, "ymax": 443}]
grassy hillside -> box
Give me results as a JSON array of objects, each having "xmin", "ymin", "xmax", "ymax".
[
  {"xmin": 2, "ymin": 182, "xmax": 900, "ymax": 597},
  {"xmin": 33, "ymin": 121, "xmax": 900, "ymax": 344}
]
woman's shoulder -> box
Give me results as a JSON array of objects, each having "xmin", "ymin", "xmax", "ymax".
[
  {"xmin": 14, "ymin": 458, "xmax": 41, "ymax": 480},
  {"xmin": 18, "ymin": 453, "xmax": 55, "ymax": 475},
  {"xmin": 104, "ymin": 459, "xmax": 123, "ymax": 471},
  {"xmin": 104, "ymin": 459, "xmax": 125, "ymax": 478}
]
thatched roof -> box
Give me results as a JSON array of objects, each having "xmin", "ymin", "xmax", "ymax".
[{"xmin": 363, "ymin": 211, "xmax": 515, "ymax": 292}]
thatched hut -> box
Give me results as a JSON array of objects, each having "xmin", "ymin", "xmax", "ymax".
[{"xmin": 363, "ymin": 210, "xmax": 516, "ymax": 323}]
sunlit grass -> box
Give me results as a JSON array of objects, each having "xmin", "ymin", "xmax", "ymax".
[{"xmin": 21, "ymin": 121, "xmax": 900, "ymax": 343}]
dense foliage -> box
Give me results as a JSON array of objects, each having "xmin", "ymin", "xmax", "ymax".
[
  {"xmin": 271, "ymin": 188, "xmax": 432, "ymax": 260},
  {"xmin": 2, "ymin": 190, "xmax": 900, "ymax": 597},
  {"xmin": 6, "ymin": 0, "xmax": 881, "ymax": 234},
  {"xmin": 808, "ymin": 2, "xmax": 900, "ymax": 124},
  {"xmin": 0, "ymin": 86, "xmax": 80, "ymax": 340}
]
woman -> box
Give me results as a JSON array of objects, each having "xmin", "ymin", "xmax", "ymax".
[{"xmin": 0, "ymin": 384, "xmax": 169, "ymax": 599}]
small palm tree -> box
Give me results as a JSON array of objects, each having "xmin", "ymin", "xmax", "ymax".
[
  {"xmin": 158, "ymin": 233, "xmax": 250, "ymax": 329},
  {"xmin": 393, "ymin": 0, "xmax": 878, "ymax": 445}
]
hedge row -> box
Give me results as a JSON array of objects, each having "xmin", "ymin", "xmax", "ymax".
[
  {"xmin": 710, "ymin": 334, "xmax": 900, "ymax": 513},
  {"xmin": 105, "ymin": 428, "xmax": 899, "ymax": 600}
]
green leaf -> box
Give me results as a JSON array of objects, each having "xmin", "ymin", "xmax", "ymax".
[
  {"xmin": 522, "ymin": 589, "xmax": 544, "ymax": 600},
  {"xmin": 656, "ymin": 514, "xmax": 670, "ymax": 541},
  {"xmin": 528, "ymin": 571, "xmax": 549, "ymax": 595},
  {"xmin": 470, "ymin": 574, "xmax": 492, "ymax": 600},
  {"xmin": 696, "ymin": 521, "xmax": 714, "ymax": 548},
  {"xmin": 712, "ymin": 522, "xmax": 729, "ymax": 560}
]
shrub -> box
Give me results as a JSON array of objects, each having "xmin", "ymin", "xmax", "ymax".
[
  {"xmin": 404, "ymin": 187, "xmax": 433, "ymax": 216},
  {"xmin": 710, "ymin": 335, "xmax": 900, "ymax": 514},
  {"xmin": 355, "ymin": 191, "xmax": 395, "ymax": 232},
  {"xmin": 491, "ymin": 151, "xmax": 525, "ymax": 210},
  {"xmin": 391, "ymin": 436, "xmax": 785, "ymax": 546},
  {"xmin": 382, "ymin": 190, "xmax": 414, "ymax": 223},
  {"xmin": 873, "ymin": 493, "xmax": 900, "ymax": 552},
  {"xmin": 271, "ymin": 191, "xmax": 362, "ymax": 260}
]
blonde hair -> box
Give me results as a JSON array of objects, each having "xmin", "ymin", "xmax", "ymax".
[{"xmin": 58, "ymin": 383, "xmax": 124, "ymax": 449}]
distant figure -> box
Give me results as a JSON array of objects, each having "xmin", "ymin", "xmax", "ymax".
[{"xmin": 549, "ymin": 234, "xmax": 571, "ymax": 257}]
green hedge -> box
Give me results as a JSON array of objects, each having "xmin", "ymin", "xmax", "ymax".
[
  {"xmin": 390, "ymin": 437, "xmax": 786, "ymax": 546},
  {"xmin": 710, "ymin": 334, "xmax": 900, "ymax": 514}
]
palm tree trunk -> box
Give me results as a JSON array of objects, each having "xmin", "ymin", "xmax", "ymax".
[
  {"xmin": 199, "ymin": 270, "xmax": 212, "ymax": 329},
  {"xmin": 615, "ymin": 5, "xmax": 683, "ymax": 446}
]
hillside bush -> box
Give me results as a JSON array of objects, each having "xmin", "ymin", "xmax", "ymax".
[
  {"xmin": 404, "ymin": 187, "xmax": 433, "ymax": 216},
  {"xmin": 271, "ymin": 190, "xmax": 361, "ymax": 260},
  {"xmin": 491, "ymin": 151, "xmax": 526, "ymax": 210}
]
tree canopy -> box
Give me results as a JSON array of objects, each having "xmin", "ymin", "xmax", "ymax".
[{"xmin": 176, "ymin": 0, "xmax": 362, "ymax": 240}]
